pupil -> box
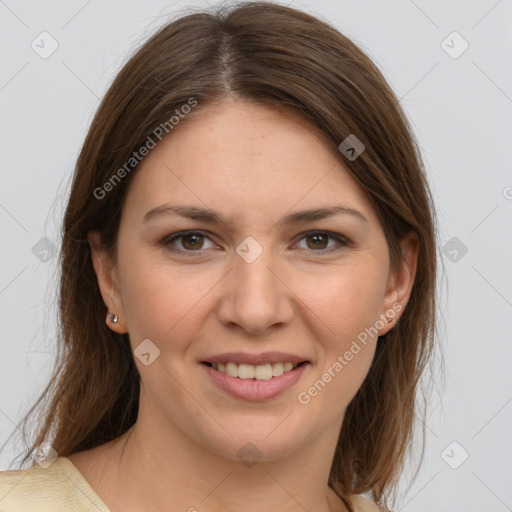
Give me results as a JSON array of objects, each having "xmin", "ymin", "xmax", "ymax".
[
  {"xmin": 184, "ymin": 234, "xmax": 202, "ymax": 250},
  {"xmin": 309, "ymin": 234, "xmax": 327, "ymax": 249}
]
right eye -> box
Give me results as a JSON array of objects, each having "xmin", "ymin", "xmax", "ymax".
[{"xmin": 162, "ymin": 230, "xmax": 218, "ymax": 254}]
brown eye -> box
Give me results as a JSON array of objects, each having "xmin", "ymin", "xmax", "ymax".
[
  {"xmin": 163, "ymin": 231, "xmax": 216, "ymax": 253},
  {"xmin": 181, "ymin": 233, "xmax": 204, "ymax": 250},
  {"xmin": 305, "ymin": 233, "xmax": 329, "ymax": 250},
  {"xmin": 294, "ymin": 231, "xmax": 349, "ymax": 253},
  {"xmin": 163, "ymin": 230, "xmax": 348, "ymax": 256}
]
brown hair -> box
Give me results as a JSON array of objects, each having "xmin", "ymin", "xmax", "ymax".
[{"xmin": 10, "ymin": 2, "xmax": 440, "ymax": 509}]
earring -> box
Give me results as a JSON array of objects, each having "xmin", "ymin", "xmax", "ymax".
[
  {"xmin": 107, "ymin": 312, "xmax": 118, "ymax": 324},
  {"xmin": 386, "ymin": 316, "xmax": 393, "ymax": 323}
]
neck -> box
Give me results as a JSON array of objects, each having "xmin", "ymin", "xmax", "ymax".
[{"xmin": 95, "ymin": 406, "xmax": 348, "ymax": 512}]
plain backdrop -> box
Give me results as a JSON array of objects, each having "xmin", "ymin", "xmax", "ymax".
[{"xmin": 1, "ymin": 1, "xmax": 511, "ymax": 511}]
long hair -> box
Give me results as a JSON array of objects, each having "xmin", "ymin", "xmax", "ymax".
[{"xmin": 10, "ymin": 2, "xmax": 440, "ymax": 509}]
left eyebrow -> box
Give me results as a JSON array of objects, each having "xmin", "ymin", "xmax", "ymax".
[
  {"xmin": 282, "ymin": 206, "xmax": 368, "ymax": 225},
  {"xmin": 143, "ymin": 203, "xmax": 368, "ymax": 226}
]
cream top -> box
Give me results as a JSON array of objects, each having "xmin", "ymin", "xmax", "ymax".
[{"xmin": 0, "ymin": 457, "xmax": 383, "ymax": 511}]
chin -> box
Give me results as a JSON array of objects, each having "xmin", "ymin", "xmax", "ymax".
[{"xmin": 196, "ymin": 414, "xmax": 310, "ymax": 463}]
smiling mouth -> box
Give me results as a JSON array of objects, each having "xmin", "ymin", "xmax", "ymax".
[{"xmin": 201, "ymin": 361, "xmax": 308, "ymax": 381}]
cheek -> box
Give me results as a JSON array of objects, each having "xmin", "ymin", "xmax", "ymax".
[
  {"xmin": 293, "ymin": 261, "xmax": 385, "ymax": 404},
  {"xmin": 296, "ymin": 261, "xmax": 387, "ymax": 342},
  {"xmin": 296, "ymin": 268, "xmax": 381, "ymax": 412},
  {"xmin": 119, "ymin": 252, "xmax": 237, "ymax": 363},
  {"xmin": 119, "ymin": 256, "xmax": 206, "ymax": 346}
]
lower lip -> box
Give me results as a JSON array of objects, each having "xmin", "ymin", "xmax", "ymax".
[{"xmin": 201, "ymin": 363, "xmax": 310, "ymax": 401}]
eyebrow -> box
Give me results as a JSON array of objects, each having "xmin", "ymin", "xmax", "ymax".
[{"xmin": 143, "ymin": 203, "xmax": 368, "ymax": 226}]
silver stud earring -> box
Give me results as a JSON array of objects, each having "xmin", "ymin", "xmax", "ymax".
[
  {"xmin": 387, "ymin": 316, "xmax": 393, "ymax": 323},
  {"xmin": 107, "ymin": 312, "xmax": 118, "ymax": 323}
]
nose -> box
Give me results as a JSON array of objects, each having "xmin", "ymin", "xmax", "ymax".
[{"xmin": 216, "ymin": 241, "xmax": 295, "ymax": 336}]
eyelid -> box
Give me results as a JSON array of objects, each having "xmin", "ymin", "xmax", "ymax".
[
  {"xmin": 162, "ymin": 229, "xmax": 350, "ymax": 255},
  {"xmin": 162, "ymin": 230, "xmax": 219, "ymax": 252},
  {"xmin": 291, "ymin": 230, "xmax": 351, "ymax": 256}
]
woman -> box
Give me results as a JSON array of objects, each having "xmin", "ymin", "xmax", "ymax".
[{"xmin": 0, "ymin": 2, "xmax": 438, "ymax": 511}]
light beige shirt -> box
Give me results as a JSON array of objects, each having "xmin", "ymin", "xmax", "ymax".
[{"xmin": 0, "ymin": 457, "xmax": 383, "ymax": 511}]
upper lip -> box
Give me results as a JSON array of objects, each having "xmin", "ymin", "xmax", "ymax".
[{"xmin": 201, "ymin": 351, "xmax": 310, "ymax": 366}]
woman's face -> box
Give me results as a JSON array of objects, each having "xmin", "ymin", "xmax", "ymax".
[{"xmin": 90, "ymin": 100, "xmax": 415, "ymax": 463}]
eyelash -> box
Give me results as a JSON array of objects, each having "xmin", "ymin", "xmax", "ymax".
[{"xmin": 161, "ymin": 230, "xmax": 350, "ymax": 256}]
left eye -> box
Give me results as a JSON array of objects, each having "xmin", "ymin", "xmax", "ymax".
[
  {"xmin": 294, "ymin": 231, "xmax": 348, "ymax": 252},
  {"xmin": 162, "ymin": 230, "xmax": 348, "ymax": 254}
]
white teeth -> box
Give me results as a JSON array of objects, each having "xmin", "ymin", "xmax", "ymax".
[
  {"xmin": 225, "ymin": 362, "xmax": 238, "ymax": 378},
  {"xmin": 238, "ymin": 364, "xmax": 255, "ymax": 379},
  {"xmin": 211, "ymin": 361, "xmax": 300, "ymax": 380},
  {"xmin": 283, "ymin": 362, "xmax": 294, "ymax": 372},
  {"xmin": 271, "ymin": 362, "xmax": 284, "ymax": 377},
  {"xmin": 254, "ymin": 363, "xmax": 273, "ymax": 380}
]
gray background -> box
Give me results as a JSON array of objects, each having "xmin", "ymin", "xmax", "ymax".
[{"xmin": 1, "ymin": 1, "xmax": 511, "ymax": 511}]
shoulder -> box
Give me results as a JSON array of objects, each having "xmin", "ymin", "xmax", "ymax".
[
  {"xmin": 0, "ymin": 457, "xmax": 110, "ymax": 512},
  {"xmin": 351, "ymin": 494, "xmax": 388, "ymax": 512}
]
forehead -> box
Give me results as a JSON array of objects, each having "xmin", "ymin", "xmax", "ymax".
[{"xmin": 122, "ymin": 101, "xmax": 377, "ymax": 228}]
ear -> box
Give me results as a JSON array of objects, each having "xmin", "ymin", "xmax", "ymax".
[
  {"xmin": 88, "ymin": 231, "xmax": 128, "ymax": 334},
  {"xmin": 378, "ymin": 231, "xmax": 419, "ymax": 335}
]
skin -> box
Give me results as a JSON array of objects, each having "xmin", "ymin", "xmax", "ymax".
[{"xmin": 69, "ymin": 100, "xmax": 418, "ymax": 512}]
